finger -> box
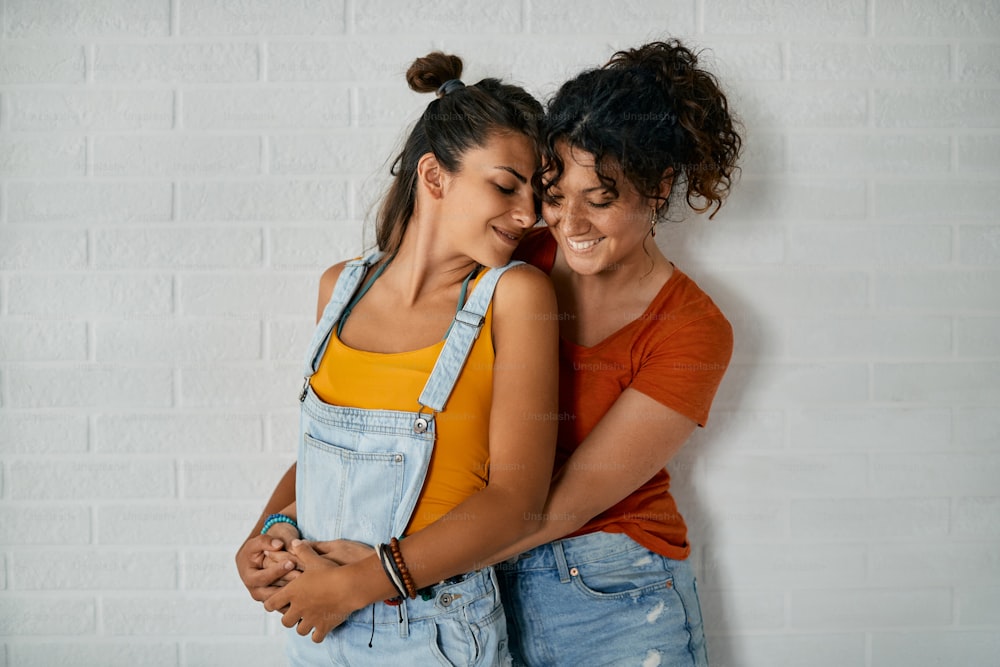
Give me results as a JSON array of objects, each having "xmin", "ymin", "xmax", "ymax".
[
  {"xmin": 253, "ymin": 570, "xmax": 299, "ymax": 598},
  {"xmin": 309, "ymin": 539, "xmax": 347, "ymax": 556},
  {"xmin": 237, "ymin": 536, "xmax": 269, "ymax": 568},
  {"xmin": 243, "ymin": 534, "xmax": 282, "ymax": 555},
  {"xmin": 290, "ymin": 539, "xmax": 321, "ymax": 562},
  {"xmin": 250, "ymin": 583, "xmax": 284, "ymax": 602},
  {"xmin": 280, "ymin": 610, "xmax": 299, "ymax": 629},
  {"xmin": 312, "ymin": 626, "xmax": 328, "ymax": 643},
  {"xmin": 296, "ymin": 618, "xmax": 312, "ymax": 636},
  {"xmin": 250, "ymin": 580, "xmax": 284, "ymax": 602},
  {"xmin": 276, "ymin": 570, "xmax": 302, "ymax": 586},
  {"xmin": 246, "ymin": 560, "xmax": 291, "ymax": 589},
  {"xmin": 263, "ymin": 552, "xmax": 297, "ymax": 569},
  {"xmin": 263, "ymin": 587, "xmax": 290, "ymax": 613}
]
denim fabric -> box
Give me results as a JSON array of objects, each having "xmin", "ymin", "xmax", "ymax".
[
  {"xmin": 285, "ymin": 567, "xmax": 512, "ymax": 667},
  {"xmin": 286, "ymin": 255, "xmax": 521, "ymax": 665},
  {"xmin": 498, "ymin": 531, "xmax": 709, "ymax": 667},
  {"xmin": 297, "ymin": 392, "xmax": 435, "ymax": 546}
]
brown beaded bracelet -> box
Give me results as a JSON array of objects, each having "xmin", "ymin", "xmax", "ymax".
[{"xmin": 389, "ymin": 537, "xmax": 417, "ymax": 599}]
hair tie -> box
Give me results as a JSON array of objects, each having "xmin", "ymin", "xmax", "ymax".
[{"xmin": 436, "ymin": 79, "xmax": 466, "ymax": 97}]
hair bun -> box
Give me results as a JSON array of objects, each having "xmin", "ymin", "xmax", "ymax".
[{"xmin": 406, "ymin": 52, "xmax": 464, "ymax": 94}]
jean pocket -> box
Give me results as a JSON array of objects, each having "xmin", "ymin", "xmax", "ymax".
[
  {"xmin": 428, "ymin": 614, "xmax": 475, "ymax": 667},
  {"xmin": 298, "ymin": 432, "xmax": 404, "ymax": 544},
  {"xmin": 569, "ymin": 549, "xmax": 674, "ymax": 600}
]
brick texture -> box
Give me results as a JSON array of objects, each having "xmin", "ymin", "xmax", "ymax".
[{"xmin": 1, "ymin": 1, "xmax": 997, "ymax": 664}]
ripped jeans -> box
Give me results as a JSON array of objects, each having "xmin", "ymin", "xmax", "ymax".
[{"xmin": 497, "ymin": 531, "xmax": 709, "ymax": 667}]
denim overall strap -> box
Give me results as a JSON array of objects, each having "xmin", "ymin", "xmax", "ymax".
[
  {"xmin": 416, "ymin": 260, "xmax": 524, "ymax": 413},
  {"xmin": 299, "ymin": 252, "xmax": 384, "ymax": 390}
]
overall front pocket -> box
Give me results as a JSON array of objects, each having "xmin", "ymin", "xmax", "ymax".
[{"xmin": 298, "ymin": 432, "xmax": 405, "ymax": 546}]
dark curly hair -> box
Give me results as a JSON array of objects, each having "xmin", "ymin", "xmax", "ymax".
[
  {"xmin": 376, "ymin": 52, "xmax": 544, "ymax": 255},
  {"xmin": 542, "ymin": 40, "xmax": 742, "ymax": 220}
]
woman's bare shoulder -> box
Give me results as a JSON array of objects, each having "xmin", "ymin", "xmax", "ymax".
[
  {"xmin": 490, "ymin": 262, "xmax": 557, "ymax": 337},
  {"xmin": 316, "ymin": 261, "xmax": 351, "ymax": 323}
]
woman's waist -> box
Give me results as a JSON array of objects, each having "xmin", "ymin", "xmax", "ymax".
[
  {"xmin": 346, "ymin": 565, "xmax": 501, "ymax": 625},
  {"xmin": 501, "ymin": 530, "xmax": 651, "ymax": 572}
]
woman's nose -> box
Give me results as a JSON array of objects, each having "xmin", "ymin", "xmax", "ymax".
[
  {"xmin": 512, "ymin": 192, "xmax": 535, "ymax": 228},
  {"xmin": 556, "ymin": 202, "xmax": 587, "ymax": 235}
]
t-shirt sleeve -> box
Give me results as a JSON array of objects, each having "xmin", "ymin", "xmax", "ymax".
[
  {"xmin": 629, "ymin": 311, "xmax": 734, "ymax": 427},
  {"xmin": 513, "ymin": 226, "xmax": 556, "ymax": 271}
]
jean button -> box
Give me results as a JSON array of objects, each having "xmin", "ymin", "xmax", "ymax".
[
  {"xmin": 440, "ymin": 593, "xmax": 453, "ymax": 606},
  {"xmin": 569, "ymin": 567, "xmax": 579, "ymax": 576}
]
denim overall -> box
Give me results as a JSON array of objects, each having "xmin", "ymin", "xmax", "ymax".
[{"xmin": 286, "ymin": 252, "xmax": 518, "ymax": 666}]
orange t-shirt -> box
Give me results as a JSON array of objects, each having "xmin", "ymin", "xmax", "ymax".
[{"xmin": 515, "ymin": 228, "xmax": 733, "ymax": 560}]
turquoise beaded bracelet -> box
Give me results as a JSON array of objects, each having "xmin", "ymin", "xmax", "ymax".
[{"xmin": 260, "ymin": 513, "xmax": 298, "ymax": 535}]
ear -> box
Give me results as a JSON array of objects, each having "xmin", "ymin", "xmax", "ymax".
[{"xmin": 416, "ymin": 152, "xmax": 448, "ymax": 200}]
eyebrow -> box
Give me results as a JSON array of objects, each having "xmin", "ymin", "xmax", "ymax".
[
  {"xmin": 494, "ymin": 166, "xmax": 528, "ymax": 184},
  {"xmin": 544, "ymin": 184, "xmax": 610, "ymax": 195}
]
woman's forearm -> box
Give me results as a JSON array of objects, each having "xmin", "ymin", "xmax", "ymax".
[
  {"xmin": 488, "ymin": 389, "xmax": 700, "ymax": 565},
  {"xmin": 482, "ymin": 477, "xmax": 588, "ymax": 565},
  {"xmin": 346, "ymin": 481, "xmax": 551, "ymax": 610},
  {"xmin": 246, "ymin": 462, "xmax": 297, "ymax": 539}
]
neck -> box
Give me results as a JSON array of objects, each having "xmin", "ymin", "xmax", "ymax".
[{"xmin": 383, "ymin": 210, "xmax": 480, "ymax": 307}]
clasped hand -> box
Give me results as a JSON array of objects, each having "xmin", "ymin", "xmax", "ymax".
[{"xmin": 238, "ymin": 537, "xmax": 374, "ymax": 643}]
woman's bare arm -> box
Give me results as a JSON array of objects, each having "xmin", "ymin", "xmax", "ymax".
[{"xmin": 487, "ymin": 387, "xmax": 697, "ymax": 564}]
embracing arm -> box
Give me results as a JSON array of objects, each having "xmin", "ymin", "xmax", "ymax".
[
  {"xmin": 488, "ymin": 388, "xmax": 697, "ymax": 563},
  {"xmin": 248, "ymin": 465, "xmax": 297, "ymax": 537},
  {"xmin": 487, "ymin": 305, "xmax": 733, "ymax": 563}
]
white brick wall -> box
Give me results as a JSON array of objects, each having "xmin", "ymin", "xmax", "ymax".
[{"xmin": 0, "ymin": 1, "xmax": 997, "ymax": 665}]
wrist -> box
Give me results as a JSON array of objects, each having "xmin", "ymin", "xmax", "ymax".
[
  {"xmin": 346, "ymin": 553, "xmax": 397, "ymax": 610},
  {"xmin": 260, "ymin": 512, "xmax": 298, "ymax": 535},
  {"xmin": 264, "ymin": 522, "xmax": 300, "ymax": 544}
]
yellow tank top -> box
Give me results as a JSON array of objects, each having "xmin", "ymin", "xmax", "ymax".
[{"xmin": 309, "ymin": 271, "xmax": 495, "ymax": 535}]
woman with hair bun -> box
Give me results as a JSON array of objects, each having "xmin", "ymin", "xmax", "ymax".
[
  {"xmin": 235, "ymin": 51, "xmax": 558, "ymax": 665},
  {"xmin": 492, "ymin": 39, "xmax": 741, "ymax": 666}
]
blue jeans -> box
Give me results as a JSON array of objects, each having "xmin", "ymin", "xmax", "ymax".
[
  {"xmin": 286, "ymin": 567, "xmax": 511, "ymax": 666},
  {"xmin": 498, "ymin": 531, "xmax": 709, "ymax": 667}
]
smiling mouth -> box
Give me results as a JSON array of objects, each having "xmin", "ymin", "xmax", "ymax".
[
  {"xmin": 566, "ymin": 236, "xmax": 605, "ymax": 252},
  {"xmin": 494, "ymin": 227, "xmax": 520, "ymax": 243}
]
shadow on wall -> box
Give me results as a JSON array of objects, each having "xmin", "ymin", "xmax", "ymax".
[{"xmin": 657, "ymin": 114, "xmax": 773, "ymax": 664}]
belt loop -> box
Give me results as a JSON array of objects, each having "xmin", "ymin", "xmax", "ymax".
[
  {"xmin": 551, "ymin": 540, "xmax": 571, "ymax": 584},
  {"xmin": 397, "ymin": 597, "xmax": 410, "ymax": 638}
]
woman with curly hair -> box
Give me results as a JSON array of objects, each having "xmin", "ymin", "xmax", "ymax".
[{"xmin": 490, "ymin": 39, "xmax": 742, "ymax": 666}]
